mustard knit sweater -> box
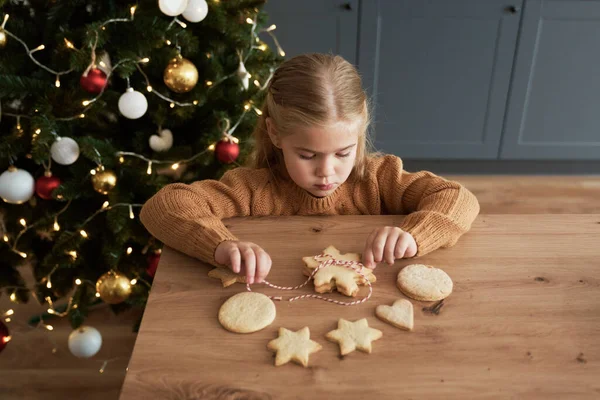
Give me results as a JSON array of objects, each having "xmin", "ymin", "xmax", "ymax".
[{"xmin": 140, "ymin": 155, "xmax": 480, "ymax": 267}]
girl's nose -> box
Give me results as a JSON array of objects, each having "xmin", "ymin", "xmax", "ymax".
[{"xmin": 316, "ymin": 158, "xmax": 335, "ymax": 177}]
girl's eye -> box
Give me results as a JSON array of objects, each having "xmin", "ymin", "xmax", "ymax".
[
  {"xmin": 337, "ymin": 153, "xmax": 351, "ymax": 158},
  {"xmin": 299, "ymin": 154, "xmax": 315, "ymax": 160}
]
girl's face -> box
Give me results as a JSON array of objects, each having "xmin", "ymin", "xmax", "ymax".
[{"xmin": 271, "ymin": 120, "xmax": 360, "ymax": 197}]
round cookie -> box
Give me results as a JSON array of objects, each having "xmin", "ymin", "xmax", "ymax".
[
  {"xmin": 218, "ymin": 292, "xmax": 276, "ymax": 333},
  {"xmin": 396, "ymin": 264, "xmax": 453, "ymax": 301}
]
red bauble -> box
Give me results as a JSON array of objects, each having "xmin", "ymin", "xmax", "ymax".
[
  {"xmin": 215, "ymin": 139, "xmax": 240, "ymax": 164},
  {"xmin": 80, "ymin": 68, "xmax": 108, "ymax": 94},
  {"xmin": 0, "ymin": 320, "xmax": 10, "ymax": 354},
  {"xmin": 35, "ymin": 173, "xmax": 61, "ymax": 200},
  {"xmin": 146, "ymin": 252, "xmax": 161, "ymax": 278}
]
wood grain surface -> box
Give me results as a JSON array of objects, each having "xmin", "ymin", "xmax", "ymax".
[
  {"xmin": 2, "ymin": 176, "xmax": 599, "ymax": 400},
  {"xmin": 119, "ymin": 215, "xmax": 600, "ymax": 399},
  {"xmin": 456, "ymin": 176, "xmax": 600, "ymax": 214}
]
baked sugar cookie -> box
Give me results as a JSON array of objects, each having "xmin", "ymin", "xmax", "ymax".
[
  {"xmin": 218, "ymin": 292, "xmax": 276, "ymax": 333},
  {"xmin": 267, "ymin": 327, "xmax": 322, "ymax": 367},
  {"xmin": 326, "ymin": 318, "xmax": 382, "ymax": 355},
  {"xmin": 375, "ymin": 299, "xmax": 414, "ymax": 331},
  {"xmin": 208, "ymin": 267, "xmax": 246, "ymax": 287},
  {"xmin": 302, "ymin": 245, "xmax": 376, "ymax": 297},
  {"xmin": 396, "ymin": 264, "xmax": 453, "ymax": 301}
]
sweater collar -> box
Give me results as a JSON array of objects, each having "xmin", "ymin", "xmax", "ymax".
[
  {"xmin": 294, "ymin": 182, "xmax": 342, "ymax": 214},
  {"xmin": 271, "ymin": 166, "xmax": 342, "ymax": 214}
]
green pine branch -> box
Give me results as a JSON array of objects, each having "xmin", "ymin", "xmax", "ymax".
[{"xmin": 0, "ymin": 75, "xmax": 50, "ymax": 97}]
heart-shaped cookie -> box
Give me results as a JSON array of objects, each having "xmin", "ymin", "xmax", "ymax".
[
  {"xmin": 375, "ymin": 299, "xmax": 414, "ymax": 331},
  {"xmin": 149, "ymin": 128, "xmax": 173, "ymax": 152}
]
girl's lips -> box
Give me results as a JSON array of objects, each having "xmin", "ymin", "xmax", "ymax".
[{"xmin": 315, "ymin": 184, "xmax": 334, "ymax": 190}]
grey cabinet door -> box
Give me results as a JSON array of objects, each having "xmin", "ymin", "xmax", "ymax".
[
  {"xmin": 500, "ymin": 0, "xmax": 600, "ymax": 160},
  {"xmin": 262, "ymin": 0, "xmax": 359, "ymax": 65},
  {"xmin": 359, "ymin": 0, "xmax": 522, "ymax": 159}
]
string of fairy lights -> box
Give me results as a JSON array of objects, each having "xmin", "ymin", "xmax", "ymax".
[{"xmin": 0, "ymin": 0, "xmax": 284, "ymax": 372}]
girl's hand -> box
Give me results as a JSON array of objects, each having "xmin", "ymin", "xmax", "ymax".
[
  {"xmin": 214, "ymin": 240, "xmax": 272, "ymax": 284},
  {"xmin": 363, "ymin": 227, "xmax": 417, "ymax": 269}
]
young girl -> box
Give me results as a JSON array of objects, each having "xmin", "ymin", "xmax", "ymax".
[{"xmin": 140, "ymin": 53, "xmax": 480, "ymax": 284}]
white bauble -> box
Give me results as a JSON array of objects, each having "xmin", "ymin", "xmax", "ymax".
[
  {"xmin": 149, "ymin": 129, "xmax": 174, "ymax": 152},
  {"xmin": 50, "ymin": 137, "xmax": 80, "ymax": 166},
  {"xmin": 68, "ymin": 326, "xmax": 103, "ymax": 358},
  {"xmin": 0, "ymin": 166, "xmax": 35, "ymax": 204},
  {"xmin": 158, "ymin": 0, "xmax": 188, "ymax": 16},
  {"xmin": 118, "ymin": 88, "xmax": 148, "ymax": 120},
  {"xmin": 182, "ymin": 0, "xmax": 208, "ymax": 23}
]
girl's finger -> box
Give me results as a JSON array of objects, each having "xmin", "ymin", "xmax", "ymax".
[
  {"xmin": 362, "ymin": 230, "xmax": 377, "ymax": 268},
  {"xmin": 394, "ymin": 233, "xmax": 412, "ymax": 259},
  {"xmin": 254, "ymin": 247, "xmax": 271, "ymax": 283},
  {"xmin": 383, "ymin": 229, "xmax": 401, "ymax": 265},
  {"xmin": 372, "ymin": 229, "xmax": 389, "ymax": 263},
  {"xmin": 404, "ymin": 235, "xmax": 418, "ymax": 258},
  {"xmin": 242, "ymin": 247, "xmax": 256, "ymax": 284},
  {"xmin": 229, "ymin": 246, "xmax": 241, "ymax": 273}
]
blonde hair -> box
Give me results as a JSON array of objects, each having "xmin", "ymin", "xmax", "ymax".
[{"xmin": 246, "ymin": 53, "xmax": 377, "ymax": 180}]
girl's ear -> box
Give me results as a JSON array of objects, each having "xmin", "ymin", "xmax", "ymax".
[{"xmin": 265, "ymin": 117, "xmax": 281, "ymax": 148}]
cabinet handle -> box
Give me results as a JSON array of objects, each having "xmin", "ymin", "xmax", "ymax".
[
  {"xmin": 506, "ymin": 5, "xmax": 521, "ymax": 14},
  {"xmin": 340, "ymin": 2, "xmax": 352, "ymax": 11}
]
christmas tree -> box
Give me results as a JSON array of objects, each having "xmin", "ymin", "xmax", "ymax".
[{"xmin": 0, "ymin": 0, "xmax": 283, "ymax": 355}]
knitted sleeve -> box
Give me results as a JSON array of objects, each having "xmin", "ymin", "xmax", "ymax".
[
  {"xmin": 139, "ymin": 168, "xmax": 262, "ymax": 267},
  {"xmin": 375, "ymin": 155, "xmax": 480, "ymax": 256}
]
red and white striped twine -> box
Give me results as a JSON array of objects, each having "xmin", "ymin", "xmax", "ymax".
[{"xmin": 245, "ymin": 253, "xmax": 373, "ymax": 306}]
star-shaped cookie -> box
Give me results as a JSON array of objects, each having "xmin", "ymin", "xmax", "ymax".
[
  {"xmin": 208, "ymin": 267, "xmax": 246, "ymax": 287},
  {"xmin": 302, "ymin": 245, "xmax": 376, "ymax": 297},
  {"xmin": 326, "ymin": 318, "xmax": 382, "ymax": 355},
  {"xmin": 267, "ymin": 327, "xmax": 322, "ymax": 367}
]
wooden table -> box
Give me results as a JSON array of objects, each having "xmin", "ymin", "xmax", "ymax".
[{"xmin": 120, "ymin": 215, "xmax": 600, "ymax": 399}]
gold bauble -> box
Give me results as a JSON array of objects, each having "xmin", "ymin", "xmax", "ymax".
[
  {"xmin": 0, "ymin": 30, "xmax": 7, "ymax": 48},
  {"xmin": 91, "ymin": 170, "xmax": 117, "ymax": 195},
  {"xmin": 96, "ymin": 271, "xmax": 132, "ymax": 304},
  {"xmin": 163, "ymin": 55, "xmax": 198, "ymax": 93}
]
